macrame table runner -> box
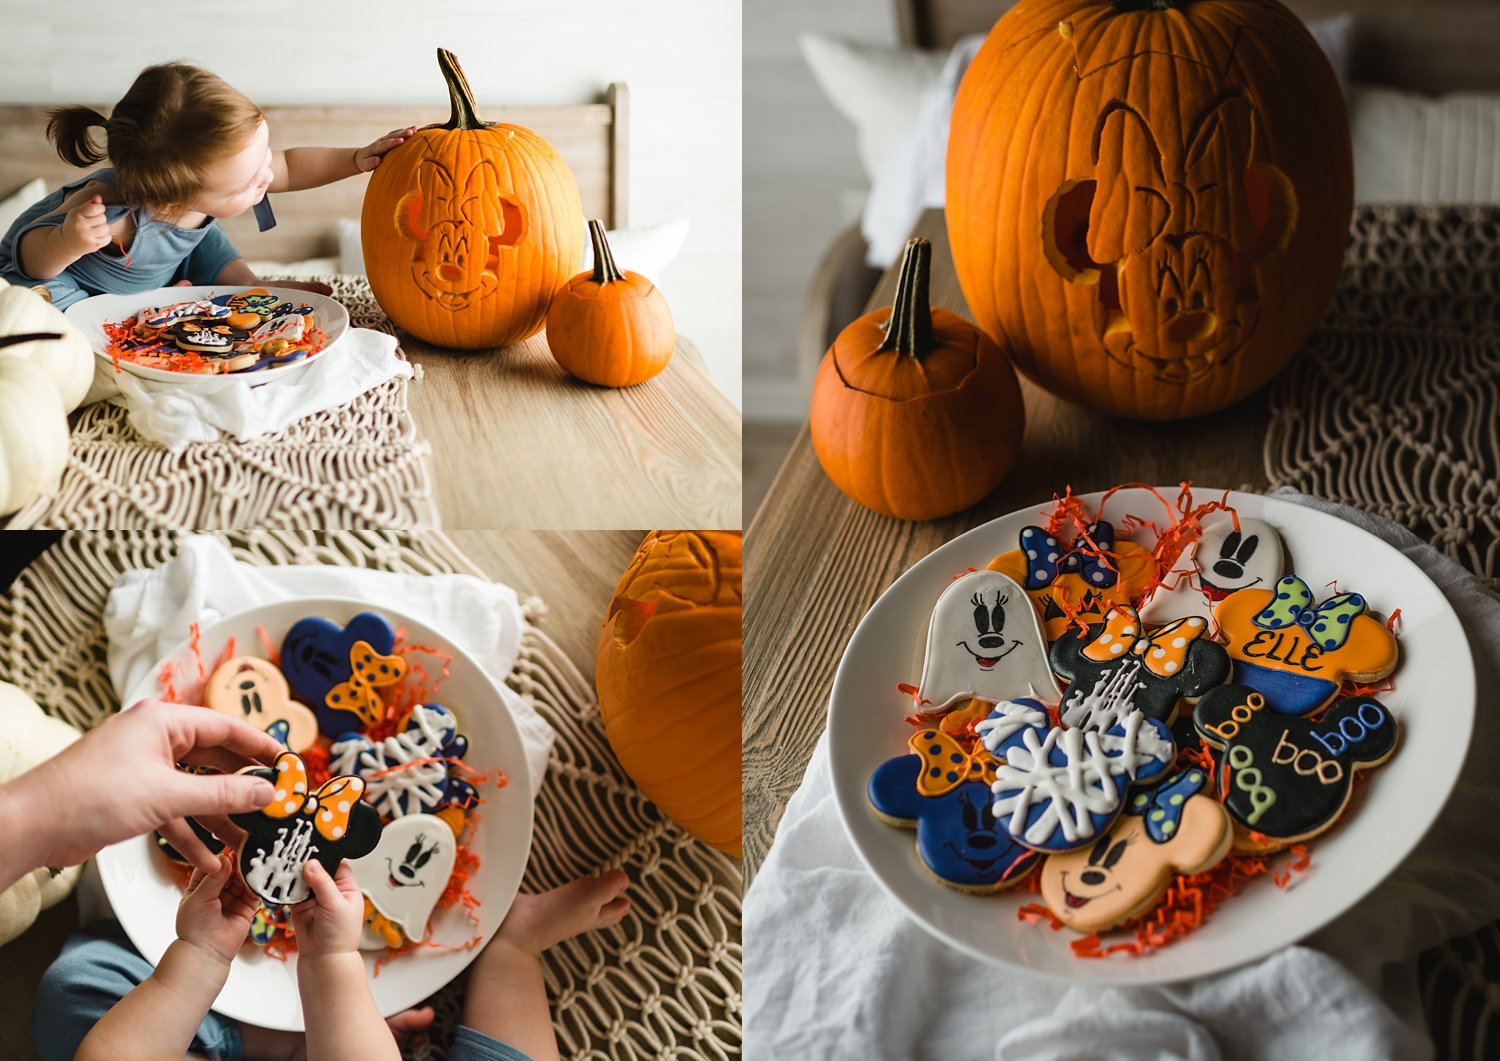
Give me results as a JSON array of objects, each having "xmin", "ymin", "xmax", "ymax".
[
  {"xmin": 6, "ymin": 277, "xmax": 437, "ymax": 530},
  {"xmin": 1266, "ymin": 204, "xmax": 1500, "ymax": 1061},
  {"xmin": 0, "ymin": 532, "xmax": 741, "ymax": 1061}
]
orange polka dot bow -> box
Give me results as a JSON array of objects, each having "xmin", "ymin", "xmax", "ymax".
[
  {"xmin": 263, "ymin": 751, "xmax": 368, "ymax": 842},
  {"xmin": 325, "ymin": 639, "xmax": 406, "ymax": 726},
  {"xmin": 909, "ymin": 728, "xmax": 1001, "ymax": 796},
  {"xmin": 1080, "ymin": 606, "xmax": 1208, "ymax": 677}
]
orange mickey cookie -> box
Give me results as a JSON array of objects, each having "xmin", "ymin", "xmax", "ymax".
[
  {"xmin": 1040, "ymin": 767, "xmax": 1232, "ymax": 932},
  {"xmin": 1214, "ymin": 575, "xmax": 1398, "ymax": 716},
  {"xmin": 989, "ymin": 520, "xmax": 1155, "ymax": 641},
  {"xmin": 204, "ymin": 657, "xmax": 319, "ymax": 752}
]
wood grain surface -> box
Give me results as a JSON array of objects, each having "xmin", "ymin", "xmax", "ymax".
[
  {"xmin": 405, "ymin": 332, "xmax": 742, "ymax": 530},
  {"xmin": 742, "ymin": 208, "xmax": 1272, "ymax": 878}
]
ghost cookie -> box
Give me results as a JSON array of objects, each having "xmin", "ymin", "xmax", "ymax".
[
  {"xmin": 229, "ymin": 751, "xmax": 383, "ymax": 905},
  {"xmin": 1215, "ymin": 575, "xmax": 1399, "ymax": 716},
  {"xmin": 867, "ymin": 727, "xmax": 1042, "ymax": 892},
  {"xmin": 1141, "ymin": 516, "xmax": 1286, "ymax": 627},
  {"xmin": 281, "ymin": 612, "xmax": 407, "ymax": 736},
  {"xmin": 1040, "ymin": 767, "xmax": 1232, "ymax": 932},
  {"xmin": 910, "ymin": 568, "xmax": 1062, "ymax": 714},
  {"xmin": 984, "ymin": 707, "xmax": 1175, "ymax": 852},
  {"xmin": 203, "ymin": 657, "xmax": 319, "ymax": 753},
  {"xmin": 1193, "ymin": 685, "xmax": 1399, "ymax": 851},
  {"xmin": 989, "ymin": 521, "xmax": 1156, "ymax": 640},
  {"xmin": 329, "ymin": 703, "xmax": 469, "ymax": 819},
  {"xmin": 1050, "ymin": 606, "xmax": 1230, "ymax": 730},
  {"xmin": 347, "ymin": 813, "xmax": 457, "ymax": 946}
]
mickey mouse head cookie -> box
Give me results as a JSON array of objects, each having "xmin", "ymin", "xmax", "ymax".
[
  {"xmin": 1140, "ymin": 516, "xmax": 1286, "ymax": 627},
  {"xmin": 1215, "ymin": 575, "xmax": 1398, "ymax": 716},
  {"xmin": 203, "ymin": 657, "xmax": 319, "ymax": 752},
  {"xmin": 1193, "ymin": 684, "xmax": 1399, "ymax": 851},
  {"xmin": 1049, "ymin": 605, "xmax": 1231, "ymax": 730},
  {"xmin": 281, "ymin": 612, "xmax": 407, "ymax": 737},
  {"xmin": 989, "ymin": 520, "xmax": 1156, "ymax": 641}
]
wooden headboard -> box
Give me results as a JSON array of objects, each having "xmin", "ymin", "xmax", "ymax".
[
  {"xmin": 0, "ymin": 83, "xmax": 628, "ymax": 263},
  {"xmin": 894, "ymin": 0, "xmax": 1500, "ymax": 94}
]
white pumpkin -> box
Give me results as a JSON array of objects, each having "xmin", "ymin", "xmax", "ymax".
[
  {"xmin": 0, "ymin": 356, "xmax": 70, "ymax": 518},
  {"xmin": 0, "ymin": 681, "xmax": 83, "ymax": 946},
  {"xmin": 0, "ymin": 277, "xmax": 94, "ymax": 413}
]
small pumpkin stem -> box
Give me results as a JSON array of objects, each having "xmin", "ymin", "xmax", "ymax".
[
  {"xmin": 879, "ymin": 237, "xmax": 937, "ymax": 360},
  {"xmin": 588, "ymin": 219, "xmax": 624, "ymax": 284},
  {"xmin": 0, "ymin": 332, "xmax": 62, "ymax": 349},
  {"xmin": 437, "ymin": 49, "xmax": 492, "ymax": 131},
  {"xmin": 1113, "ymin": 0, "xmax": 1190, "ymax": 10}
]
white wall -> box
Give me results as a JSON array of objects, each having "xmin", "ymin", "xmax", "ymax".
[
  {"xmin": 744, "ymin": 0, "xmax": 895, "ymax": 422},
  {"xmin": 0, "ymin": 0, "xmax": 742, "ymax": 406}
]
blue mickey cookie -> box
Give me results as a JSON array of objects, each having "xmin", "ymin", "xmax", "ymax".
[
  {"xmin": 281, "ymin": 612, "xmax": 404, "ymax": 737},
  {"xmin": 329, "ymin": 703, "xmax": 471, "ymax": 819}
]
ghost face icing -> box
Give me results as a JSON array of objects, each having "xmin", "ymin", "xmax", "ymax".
[
  {"xmin": 347, "ymin": 813, "xmax": 456, "ymax": 943},
  {"xmin": 913, "ymin": 569, "xmax": 1062, "ymax": 713},
  {"xmin": 1141, "ymin": 516, "xmax": 1285, "ymax": 625}
]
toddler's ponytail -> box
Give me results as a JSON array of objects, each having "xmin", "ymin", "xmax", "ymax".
[{"xmin": 45, "ymin": 106, "xmax": 111, "ymax": 168}]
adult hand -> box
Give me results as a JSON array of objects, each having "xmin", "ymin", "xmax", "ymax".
[{"xmin": 0, "ymin": 699, "xmax": 282, "ymax": 888}]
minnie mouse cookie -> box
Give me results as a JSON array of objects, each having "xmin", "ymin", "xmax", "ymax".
[
  {"xmin": 281, "ymin": 612, "xmax": 407, "ymax": 736},
  {"xmin": 1140, "ymin": 515, "xmax": 1286, "ymax": 627},
  {"xmin": 1215, "ymin": 575, "xmax": 1398, "ymax": 715},
  {"xmin": 1040, "ymin": 767, "xmax": 1232, "ymax": 932},
  {"xmin": 203, "ymin": 657, "xmax": 319, "ymax": 752},
  {"xmin": 989, "ymin": 520, "xmax": 1156, "ymax": 640},
  {"xmin": 229, "ymin": 751, "xmax": 383, "ymax": 905}
]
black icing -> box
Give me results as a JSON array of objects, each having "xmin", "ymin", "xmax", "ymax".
[{"xmin": 1050, "ymin": 618, "xmax": 1231, "ymax": 727}]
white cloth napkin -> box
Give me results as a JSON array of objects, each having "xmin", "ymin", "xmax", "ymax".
[
  {"xmin": 100, "ymin": 535, "xmax": 554, "ymax": 797},
  {"xmin": 84, "ymin": 326, "xmax": 414, "ymax": 454},
  {"xmin": 745, "ymin": 489, "xmax": 1500, "ymax": 1060}
]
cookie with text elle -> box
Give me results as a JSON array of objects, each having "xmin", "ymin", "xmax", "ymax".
[
  {"xmin": 1214, "ymin": 575, "xmax": 1398, "ymax": 716},
  {"xmin": 910, "ymin": 569, "xmax": 1062, "ymax": 714},
  {"xmin": 1192, "ymin": 685, "xmax": 1399, "ymax": 853},
  {"xmin": 988, "ymin": 520, "xmax": 1156, "ymax": 641},
  {"xmin": 1140, "ymin": 516, "xmax": 1286, "ymax": 628}
]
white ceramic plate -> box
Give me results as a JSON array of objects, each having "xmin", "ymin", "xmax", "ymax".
[
  {"xmin": 65, "ymin": 285, "xmax": 350, "ymax": 385},
  {"xmin": 95, "ymin": 598, "xmax": 534, "ymax": 1030},
  {"xmin": 829, "ymin": 488, "xmax": 1475, "ymax": 984}
]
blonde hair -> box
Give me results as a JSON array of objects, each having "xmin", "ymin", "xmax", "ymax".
[{"xmin": 46, "ymin": 63, "xmax": 265, "ymax": 213}]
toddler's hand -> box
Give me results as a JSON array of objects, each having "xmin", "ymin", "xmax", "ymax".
[
  {"xmin": 288, "ymin": 860, "xmax": 365, "ymax": 958},
  {"xmin": 355, "ymin": 126, "xmax": 418, "ymax": 172},
  {"xmin": 59, "ymin": 195, "xmax": 113, "ymax": 259},
  {"xmin": 176, "ymin": 851, "xmax": 259, "ymax": 966}
]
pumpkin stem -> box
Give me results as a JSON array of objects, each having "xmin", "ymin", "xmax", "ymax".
[
  {"xmin": 437, "ymin": 49, "xmax": 492, "ymax": 131},
  {"xmin": 1113, "ymin": 0, "xmax": 1190, "ymax": 10},
  {"xmin": 588, "ymin": 219, "xmax": 625, "ymax": 284},
  {"xmin": 0, "ymin": 332, "xmax": 62, "ymax": 349},
  {"xmin": 878, "ymin": 237, "xmax": 937, "ymax": 360}
]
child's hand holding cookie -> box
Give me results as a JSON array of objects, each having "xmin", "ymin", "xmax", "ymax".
[
  {"xmin": 355, "ymin": 126, "xmax": 418, "ymax": 172},
  {"xmin": 176, "ymin": 851, "xmax": 259, "ymax": 966},
  {"xmin": 289, "ymin": 859, "xmax": 365, "ymax": 958}
]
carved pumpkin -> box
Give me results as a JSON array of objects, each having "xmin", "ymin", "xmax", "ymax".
[
  {"xmin": 546, "ymin": 220, "xmax": 675, "ymax": 386},
  {"xmin": 596, "ymin": 531, "xmax": 742, "ymax": 858},
  {"xmin": 810, "ymin": 237, "xmax": 1025, "ymax": 521},
  {"xmin": 946, "ymin": 0, "xmax": 1352, "ymax": 420},
  {"xmin": 0, "ymin": 278, "xmax": 93, "ymax": 412},
  {"xmin": 362, "ymin": 49, "xmax": 585, "ymax": 350},
  {"xmin": 0, "ymin": 357, "xmax": 70, "ymax": 518}
]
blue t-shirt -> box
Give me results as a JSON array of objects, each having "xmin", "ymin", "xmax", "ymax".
[{"xmin": 0, "ymin": 168, "xmax": 242, "ymax": 310}]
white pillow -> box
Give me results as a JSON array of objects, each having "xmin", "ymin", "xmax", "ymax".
[
  {"xmin": 337, "ymin": 216, "xmax": 689, "ymax": 283},
  {"xmin": 1349, "ymin": 83, "xmax": 1500, "ymax": 203},
  {"xmin": 0, "ymin": 178, "xmax": 47, "ymax": 237}
]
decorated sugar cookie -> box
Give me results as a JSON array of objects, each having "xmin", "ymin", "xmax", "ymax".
[
  {"xmin": 203, "ymin": 657, "xmax": 319, "ymax": 753},
  {"xmin": 162, "ymin": 318, "xmax": 251, "ymax": 354},
  {"xmin": 1193, "ymin": 685, "xmax": 1399, "ymax": 851},
  {"xmin": 989, "ymin": 521, "xmax": 1156, "ymax": 640},
  {"xmin": 1215, "ymin": 575, "xmax": 1398, "ymax": 715},
  {"xmin": 867, "ymin": 727, "xmax": 1042, "ymax": 892},
  {"xmin": 1049, "ymin": 606, "xmax": 1230, "ymax": 730},
  {"xmin": 329, "ymin": 704, "xmax": 469, "ymax": 819},
  {"xmin": 248, "ymin": 902, "xmax": 290, "ymax": 946},
  {"xmin": 281, "ymin": 612, "xmax": 407, "ymax": 736},
  {"xmin": 229, "ymin": 751, "xmax": 383, "ymax": 905},
  {"xmin": 983, "ymin": 708, "xmax": 1175, "ymax": 852},
  {"xmin": 1040, "ymin": 767, "xmax": 1232, "ymax": 932},
  {"xmin": 1140, "ymin": 516, "xmax": 1286, "ymax": 627},
  {"xmin": 347, "ymin": 813, "xmax": 457, "ymax": 944},
  {"xmin": 911, "ymin": 569, "xmax": 1062, "ymax": 713}
]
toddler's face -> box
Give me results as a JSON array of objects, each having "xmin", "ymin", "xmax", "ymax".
[{"xmin": 191, "ymin": 119, "xmax": 273, "ymax": 219}]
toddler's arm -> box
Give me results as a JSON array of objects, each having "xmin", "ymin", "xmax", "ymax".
[
  {"xmin": 75, "ymin": 854, "xmax": 256, "ymax": 1061},
  {"xmin": 268, "ymin": 126, "xmax": 417, "ymax": 194},
  {"xmin": 291, "ymin": 859, "xmax": 400, "ymax": 1061},
  {"xmin": 16, "ymin": 192, "xmax": 113, "ymax": 280}
]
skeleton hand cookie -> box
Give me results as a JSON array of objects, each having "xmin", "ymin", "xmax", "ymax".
[
  {"xmin": 347, "ymin": 812, "xmax": 457, "ymax": 945},
  {"xmin": 988, "ymin": 521, "xmax": 1156, "ymax": 640},
  {"xmin": 329, "ymin": 704, "xmax": 470, "ymax": 819},
  {"xmin": 203, "ymin": 657, "xmax": 319, "ymax": 753},
  {"xmin": 1140, "ymin": 516, "xmax": 1286, "ymax": 627},
  {"xmin": 281, "ymin": 612, "xmax": 407, "ymax": 736}
]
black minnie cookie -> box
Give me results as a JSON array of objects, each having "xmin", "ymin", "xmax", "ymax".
[
  {"xmin": 162, "ymin": 318, "xmax": 250, "ymax": 355},
  {"xmin": 1192, "ymin": 684, "xmax": 1399, "ymax": 852},
  {"xmin": 1049, "ymin": 605, "xmax": 1230, "ymax": 730},
  {"xmin": 229, "ymin": 751, "xmax": 383, "ymax": 905}
]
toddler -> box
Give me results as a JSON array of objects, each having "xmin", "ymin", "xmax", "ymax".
[
  {"xmin": 0, "ymin": 62, "xmax": 415, "ymax": 310},
  {"xmin": 37, "ymin": 854, "xmax": 631, "ymax": 1061}
]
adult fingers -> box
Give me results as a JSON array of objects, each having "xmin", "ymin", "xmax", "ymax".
[
  {"xmin": 152, "ymin": 702, "xmax": 284, "ymax": 766},
  {"xmin": 159, "ymin": 817, "xmax": 222, "ymax": 876},
  {"xmin": 195, "ymin": 814, "xmax": 246, "ymax": 852},
  {"xmin": 165, "ymin": 770, "xmax": 275, "ymax": 824},
  {"xmin": 177, "ymin": 746, "xmax": 269, "ymax": 775}
]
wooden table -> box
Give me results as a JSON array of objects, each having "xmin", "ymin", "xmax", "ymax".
[
  {"xmin": 405, "ymin": 333, "xmax": 741, "ymax": 530},
  {"xmin": 742, "ymin": 208, "xmax": 1274, "ymax": 879}
]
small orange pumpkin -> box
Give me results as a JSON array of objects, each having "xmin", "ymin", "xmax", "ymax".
[
  {"xmin": 596, "ymin": 531, "xmax": 742, "ymax": 858},
  {"xmin": 809, "ymin": 237, "xmax": 1025, "ymax": 521},
  {"xmin": 362, "ymin": 49, "xmax": 584, "ymax": 350},
  {"xmin": 546, "ymin": 220, "xmax": 675, "ymax": 387}
]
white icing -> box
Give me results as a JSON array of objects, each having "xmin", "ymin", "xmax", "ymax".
[
  {"xmin": 330, "ymin": 705, "xmax": 457, "ymax": 819},
  {"xmin": 975, "ymin": 699, "xmax": 1050, "ymax": 753},
  {"xmin": 913, "ymin": 570, "xmax": 1063, "ymax": 713},
  {"xmin": 347, "ymin": 813, "xmax": 456, "ymax": 944},
  {"xmin": 1059, "ymin": 657, "xmax": 1146, "ymax": 731},
  {"xmin": 1141, "ymin": 516, "xmax": 1285, "ymax": 625},
  {"xmin": 244, "ymin": 818, "xmax": 318, "ymax": 905}
]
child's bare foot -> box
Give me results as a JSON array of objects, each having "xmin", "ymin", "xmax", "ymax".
[{"xmin": 489, "ymin": 872, "xmax": 631, "ymax": 960}]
